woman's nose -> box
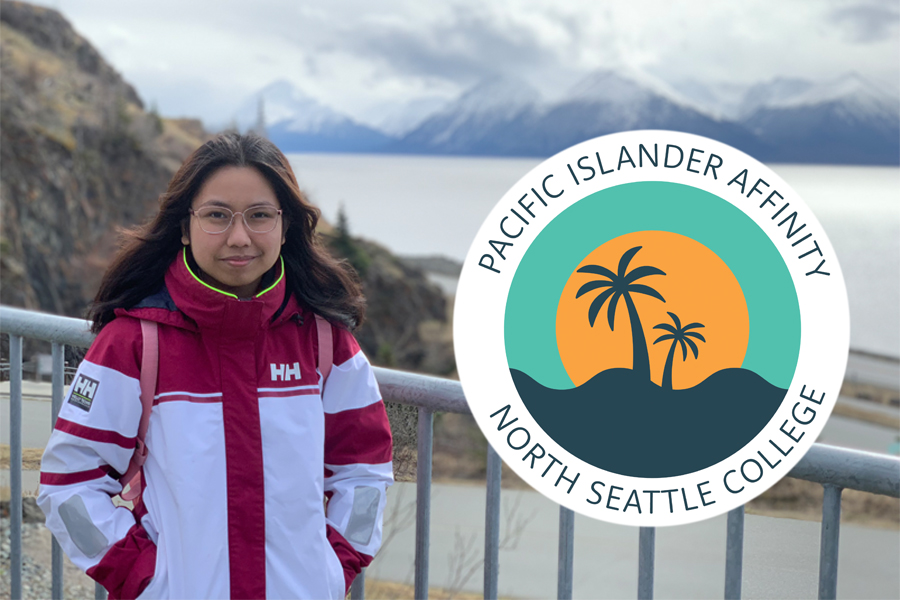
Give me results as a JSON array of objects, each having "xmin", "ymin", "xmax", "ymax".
[{"xmin": 226, "ymin": 215, "xmax": 252, "ymax": 246}]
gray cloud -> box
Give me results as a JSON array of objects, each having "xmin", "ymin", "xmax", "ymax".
[
  {"xmin": 828, "ymin": 1, "xmax": 900, "ymax": 43},
  {"xmin": 345, "ymin": 6, "xmax": 560, "ymax": 86}
]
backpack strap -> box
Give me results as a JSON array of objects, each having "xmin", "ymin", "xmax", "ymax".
[
  {"xmin": 121, "ymin": 320, "xmax": 158, "ymax": 502},
  {"xmin": 315, "ymin": 314, "xmax": 333, "ymax": 391}
]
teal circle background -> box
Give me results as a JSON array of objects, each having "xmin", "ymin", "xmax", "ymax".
[{"xmin": 504, "ymin": 181, "xmax": 801, "ymax": 390}]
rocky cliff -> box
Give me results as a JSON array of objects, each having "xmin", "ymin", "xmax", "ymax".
[
  {"xmin": 0, "ymin": 1, "xmax": 209, "ymax": 315},
  {"xmin": 0, "ymin": 1, "xmax": 452, "ymax": 377}
]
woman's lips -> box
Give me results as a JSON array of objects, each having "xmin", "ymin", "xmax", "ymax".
[{"xmin": 221, "ymin": 255, "xmax": 257, "ymax": 267}]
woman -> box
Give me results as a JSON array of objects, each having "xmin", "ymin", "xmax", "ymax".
[{"xmin": 38, "ymin": 133, "xmax": 394, "ymax": 599}]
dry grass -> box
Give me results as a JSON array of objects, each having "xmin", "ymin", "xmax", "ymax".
[
  {"xmin": 0, "ymin": 445, "xmax": 44, "ymax": 470},
  {"xmin": 360, "ymin": 579, "xmax": 491, "ymax": 600},
  {"xmin": 831, "ymin": 401, "xmax": 899, "ymax": 429}
]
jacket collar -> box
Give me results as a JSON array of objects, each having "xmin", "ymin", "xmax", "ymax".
[{"xmin": 121, "ymin": 248, "xmax": 296, "ymax": 338}]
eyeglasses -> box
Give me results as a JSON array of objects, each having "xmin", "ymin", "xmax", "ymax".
[{"xmin": 190, "ymin": 206, "xmax": 283, "ymax": 234}]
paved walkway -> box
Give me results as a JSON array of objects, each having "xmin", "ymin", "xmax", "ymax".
[{"xmin": 370, "ymin": 481, "xmax": 899, "ymax": 599}]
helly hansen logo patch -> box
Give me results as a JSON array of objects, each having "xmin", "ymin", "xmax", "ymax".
[
  {"xmin": 270, "ymin": 362, "xmax": 301, "ymax": 381},
  {"xmin": 68, "ymin": 375, "xmax": 99, "ymax": 411}
]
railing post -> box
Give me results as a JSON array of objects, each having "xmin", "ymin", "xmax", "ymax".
[
  {"xmin": 638, "ymin": 527, "xmax": 655, "ymax": 600},
  {"xmin": 818, "ymin": 485, "xmax": 843, "ymax": 600},
  {"xmin": 484, "ymin": 445, "xmax": 502, "ymax": 599},
  {"xmin": 350, "ymin": 567, "xmax": 366, "ymax": 599},
  {"xmin": 724, "ymin": 506, "xmax": 745, "ymax": 600},
  {"xmin": 10, "ymin": 334, "xmax": 23, "ymax": 600},
  {"xmin": 51, "ymin": 342, "xmax": 65, "ymax": 600},
  {"xmin": 414, "ymin": 407, "xmax": 434, "ymax": 599},
  {"xmin": 557, "ymin": 507, "xmax": 574, "ymax": 600}
]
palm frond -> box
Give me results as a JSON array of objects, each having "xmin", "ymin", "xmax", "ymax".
[
  {"xmin": 624, "ymin": 265, "xmax": 666, "ymax": 284},
  {"xmin": 667, "ymin": 311, "xmax": 682, "ymax": 329},
  {"xmin": 653, "ymin": 322, "xmax": 676, "ymax": 333},
  {"xmin": 683, "ymin": 322, "xmax": 705, "ymax": 331},
  {"xmin": 617, "ymin": 246, "xmax": 642, "ymax": 278},
  {"xmin": 628, "ymin": 284, "xmax": 665, "ymax": 303},
  {"xmin": 577, "ymin": 264, "xmax": 616, "ymax": 279},
  {"xmin": 684, "ymin": 331, "xmax": 706, "ymax": 343},
  {"xmin": 654, "ymin": 333, "xmax": 675, "ymax": 344},
  {"xmin": 588, "ymin": 288, "xmax": 615, "ymax": 326},
  {"xmin": 575, "ymin": 279, "xmax": 613, "ymax": 298},
  {"xmin": 685, "ymin": 337, "xmax": 700, "ymax": 359},
  {"xmin": 606, "ymin": 291, "xmax": 622, "ymax": 331},
  {"xmin": 679, "ymin": 338, "xmax": 688, "ymax": 360}
]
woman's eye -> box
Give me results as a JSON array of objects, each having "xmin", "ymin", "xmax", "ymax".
[
  {"xmin": 250, "ymin": 211, "xmax": 274, "ymax": 220},
  {"xmin": 205, "ymin": 210, "xmax": 229, "ymax": 220}
]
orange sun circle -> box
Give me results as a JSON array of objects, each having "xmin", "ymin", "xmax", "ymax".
[{"xmin": 556, "ymin": 231, "xmax": 749, "ymax": 390}]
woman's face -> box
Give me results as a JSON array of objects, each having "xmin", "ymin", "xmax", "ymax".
[{"xmin": 182, "ymin": 166, "xmax": 285, "ymax": 298}]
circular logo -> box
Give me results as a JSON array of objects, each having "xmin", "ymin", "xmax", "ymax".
[{"xmin": 454, "ymin": 130, "xmax": 849, "ymax": 526}]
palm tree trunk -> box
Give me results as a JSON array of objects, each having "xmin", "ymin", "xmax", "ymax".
[
  {"xmin": 623, "ymin": 293, "xmax": 651, "ymax": 380},
  {"xmin": 662, "ymin": 342, "xmax": 676, "ymax": 390}
]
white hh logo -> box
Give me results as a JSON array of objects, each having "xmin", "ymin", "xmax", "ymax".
[
  {"xmin": 270, "ymin": 362, "xmax": 302, "ymax": 382},
  {"xmin": 74, "ymin": 377, "xmax": 98, "ymax": 398}
]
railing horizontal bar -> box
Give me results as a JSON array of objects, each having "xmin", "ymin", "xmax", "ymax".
[
  {"xmin": 789, "ymin": 444, "xmax": 900, "ymax": 497},
  {"xmin": 1, "ymin": 305, "xmax": 94, "ymax": 347},
  {"xmin": 373, "ymin": 366, "xmax": 469, "ymax": 414}
]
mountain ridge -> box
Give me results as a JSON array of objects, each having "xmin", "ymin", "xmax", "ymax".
[{"xmin": 238, "ymin": 71, "xmax": 899, "ymax": 164}]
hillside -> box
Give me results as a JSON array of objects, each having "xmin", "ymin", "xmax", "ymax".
[{"xmin": 0, "ymin": 1, "xmax": 209, "ymax": 315}]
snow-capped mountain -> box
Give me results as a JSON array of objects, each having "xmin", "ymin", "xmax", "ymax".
[
  {"xmin": 233, "ymin": 72, "xmax": 899, "ymax": 164},
  {"xmin": 363, "ymin": 96, "xmax": 451, "ymax": 137},
  {"xmin": 666, "ymin": 79, "xmax": 752, "ymax": 120},
  {"xmin": 234, "ymin": 80, "xmax": 391, "ymax": 153},
  {"xmin": 393, "ymin": 70, "xmax": 761, "ymax": 158},
  {"xmin": 388, "ymin": 76, "xmax": 544, "ymax": 155},
  {"xmin": 741, "ymin": 73, "xmax": 900, "ymax": 164},
  {"xmin": 533, "ymin": 69, "xmax": 762, "ymax": 157}
]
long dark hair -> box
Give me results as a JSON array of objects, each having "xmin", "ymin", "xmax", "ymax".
[{"xmin": 88, "ymin": 132, "xmax": 365, "ymax": 333}]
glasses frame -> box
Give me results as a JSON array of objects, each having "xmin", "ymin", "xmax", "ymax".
[{"xmin": 189, "ymin": 206, "xmax": 283, "ymax": 235}]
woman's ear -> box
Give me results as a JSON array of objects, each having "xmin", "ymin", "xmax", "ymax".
[{"xmin": 181, "ymin": 219, "xmax": 190, "ymax": 245}]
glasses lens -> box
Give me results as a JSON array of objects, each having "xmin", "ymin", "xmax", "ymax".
[
  {"xmin": 245, "ymin": 208, "xmax": 279, "ymax": 233},
  {"xmin": 196, "ymin": 207, "xmax": 233, "ymax": 233}
]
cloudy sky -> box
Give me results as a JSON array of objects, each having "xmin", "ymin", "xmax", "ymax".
[{"xmin": 34, "ymin": 0, "xmax": 900, "ymax": 127}]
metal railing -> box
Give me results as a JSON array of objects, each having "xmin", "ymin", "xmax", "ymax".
[{"xmin": 3, "ymin": 304, "xmax": 899, "ymax": 600}]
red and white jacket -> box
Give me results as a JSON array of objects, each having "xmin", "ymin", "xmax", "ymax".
[{"xmin": 38, "ymin": 251, "xmax": 394, "ymax": 599}]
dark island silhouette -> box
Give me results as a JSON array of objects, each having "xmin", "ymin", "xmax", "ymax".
[
  {"xmin": 518, "ymin": 245, "xmax": 788, "ymax": 478},
  {"xmin": 511, "ymin": 366, "xmax": 787, "ymax": 478}
]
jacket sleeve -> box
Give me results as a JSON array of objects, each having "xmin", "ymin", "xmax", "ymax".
[
  {"xmin": 37, "ymin": 317, "xmax": 157, "ymax": 599},
  {"xmin": 321, "ymin": 326, "xmax": 394, "ymax": 593}
]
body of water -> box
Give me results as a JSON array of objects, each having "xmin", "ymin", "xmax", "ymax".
[{"xmin": 287, "ymin": 153, "xmax": 899, "ymax": 358}]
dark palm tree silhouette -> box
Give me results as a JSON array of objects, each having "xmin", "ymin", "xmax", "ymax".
[
  {"xmin": 575, "ymin": 246, "xmax": 665, "ymax": 380},
  {"xmin": 653, "ymin": 312, "xmax": 706, "ymax": 390}
]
